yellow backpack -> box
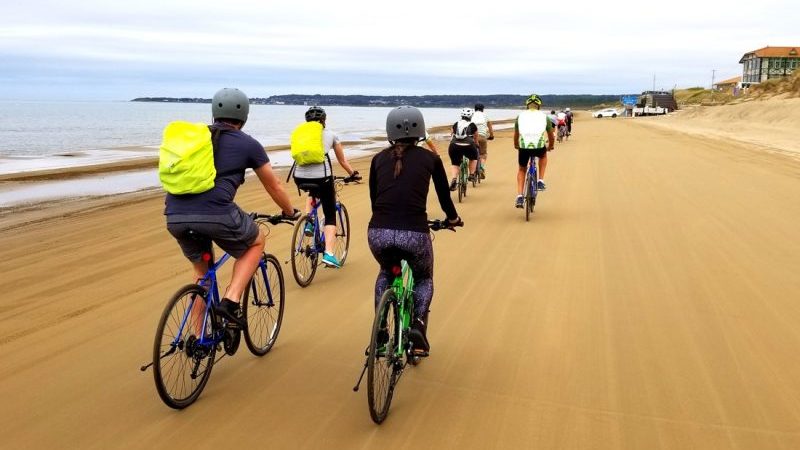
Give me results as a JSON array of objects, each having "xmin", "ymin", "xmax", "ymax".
[
  {"xmin": 290, "ymin": 121, "xmax": 326, "ymax": 165},
  {"xmin": 158, "ymin": 121, "xmax": 216, "ymax": 195}
]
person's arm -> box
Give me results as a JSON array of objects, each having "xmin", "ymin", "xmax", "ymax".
[
  {"xmin": 431, "ymin": 156, "xmax": 459, "ymax": 221},
  {"xmin": 546, "ymin": 122, "xmax": 555, "ymax": 151},
  {"xmin": 488, "ymin": 120, "xmax": 494, "ymax": 139},
  {"xmin": 332, "ymin": 141, "xmax": 357, "ymax": 176},
  {"xmin": 254, "ymin": 163, "xmax": 295, "ymax": 215},
  {"xmin": 472, "ymin": 124, "xmax": 479, "ymax": 146},
  {"xmin": 425, "ymin": 138, "xmax": 439, "ymax": 155},
  {"xmin": 513, "ymin": 121, "xmax": 520, "ymax": 149},
  {"xmin": 368, "ymin": 156, "xmax": 377, "ymax": 209}
]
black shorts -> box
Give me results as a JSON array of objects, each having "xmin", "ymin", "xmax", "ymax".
[
  {"xmin": 448, "ymin": 143, "xmax": 479, "ymax": 166},
  {"xmin": 517, "ymin": 148, "xmax": 547, "ymax": 167},
  {"xmin": 167, "ymin": 206, "xmax": 259, "ymax": 262},
  {"xmin": 294, "ymin": 175, "xmax": 337, "ymax": 226}
]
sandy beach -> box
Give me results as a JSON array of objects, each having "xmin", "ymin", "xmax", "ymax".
[{"xmin": 2, "ymin": 111, "xmax": 800, "ymax": 449}]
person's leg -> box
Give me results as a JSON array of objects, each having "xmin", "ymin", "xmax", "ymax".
[
  {"xmin": 399, "ymin": 230, "xmax": 434, "ymax": 351},
  {"xmin": 516, "ymin": 149, "xmax": 529, "ymax": 195},
  {"xmin": 539, "ymin": 153, "xmax": 548, "ymax": 181},
  {"xmin": 224, "ymin": 230, "xmax": 265, "ymax": 301},
  {"xmin": 468, "ymin": 145, "xmax": 479, "ymax": 175},
  {"xmin": 447, "ymin": 143, "xmax": 460, "ymax": 189},
  {"xmin": 317, "ymin": 178, "xmax": 338, "ymax": 257},
  {"xmin": 367, "ymin": 228, "xmax": 398, "ymax": 309}
]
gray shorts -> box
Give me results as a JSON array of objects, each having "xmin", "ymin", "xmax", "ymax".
[{"xmin": 166, "ymin": 206, "xmax": 259, "ymax": 262}]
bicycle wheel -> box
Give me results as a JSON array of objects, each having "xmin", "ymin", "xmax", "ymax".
[
  {"xmin": 243, "ymin": 253, "xmax": 285, "ymax": 356},
  {"xmin": 525, "ymin": 177, "xmax": 532, "ymax": 222},
  {"xmin": 152, "ymin": 284, "xmax": 217, "ymax": 409},
  {"xmin": 290, "ymin": 214, "xmax": 319, "ymax": 287},
  {"xmin": 367, "ymin": 289, "xmax": 402, "ymax": 424},
  {"xmin": 457, "ymin": 179, "xmax": 463, "ymax": 203},
  {"xmin": 333, "ymin": 202, "xmax": 351, "ymax": 265}
]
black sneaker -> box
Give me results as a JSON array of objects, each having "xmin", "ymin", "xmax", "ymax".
[
  {"xmin": 408, "ymin": 317, "xmax": 430, "ymax": 353},
  {"xmin": 449, "ymin": 178, "xmax": 457, "ymax": 191},
  {"xmin": 214, "ymin": 298, "xmax": 246, "ymax": 329}
]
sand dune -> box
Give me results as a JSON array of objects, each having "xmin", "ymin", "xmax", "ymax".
[{"xmin": 636, "ymin": 97, "xmax": 800, "ymax": 159}]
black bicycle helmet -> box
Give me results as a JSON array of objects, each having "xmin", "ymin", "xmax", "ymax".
[
  {"xmin": 305, "ymin": 106, "xmax": 327, "ymax": 122},
  {"xmin": 474, "ymin": 103, "xmax": 485, "ymax": 111}
]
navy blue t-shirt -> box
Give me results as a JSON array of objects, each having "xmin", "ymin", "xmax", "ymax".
[{"xmin": 164, "ymin": 123, "xmax": 269, "ymax": 215}]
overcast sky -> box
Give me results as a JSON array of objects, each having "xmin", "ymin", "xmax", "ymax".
[{"xmin": 1, "ymin": 0, "xmax": 798, "ymax": 100}]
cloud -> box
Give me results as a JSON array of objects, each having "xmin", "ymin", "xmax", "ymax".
[{"xmin": 1, "ymin": 0, "xmax": 798, "ymax": 99}]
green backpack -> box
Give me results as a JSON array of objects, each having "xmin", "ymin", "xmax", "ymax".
[
  {"xmin": 290, "ymin": 121, "xmax": 326, "ymax": 165},
  {"xmin": 158, "ymin": 121, "xmax": 217, "ymax": 195}
]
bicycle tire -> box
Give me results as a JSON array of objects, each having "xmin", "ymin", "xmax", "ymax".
[
  {"xmin": 243, "ymin": 253, "xmax": 285, "ymax": 356},
  {"xmin": 457, "ymin": 179, "xmax": 463, "ymax": 203},
  {"xmin": 290, "ymin": 214, "xmax": 318, "ymax": 287},
  {"xmin": 152, "ymin": 284, "xmax": 217, "ymax": 409},
  {"xmin": 367, "ymin": 289, "xmax": 401, "ymax": 424},
  {"xmin": 525, "ymin": 177, "xmax": 531, "ymax": 222},
  {"xmin": 333, "ymin": 202, "xmax": 351, "ymax": 266}
]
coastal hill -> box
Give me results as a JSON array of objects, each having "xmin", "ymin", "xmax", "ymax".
[{"xmin": 131, "ymin": 94, "xmax": 625, "ymax": 108}]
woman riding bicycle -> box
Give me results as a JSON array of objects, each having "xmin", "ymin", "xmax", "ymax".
[
  {"xmin": 367, "ymin": 106, "xmax": 462, "ymax": 353},
  {"xmin": 292, "ymin": 106, "xmax": 362, "ymax": 268},
  {"xmin": 447, "ymin": 107, "xmax": 480, "ymax": 191}
]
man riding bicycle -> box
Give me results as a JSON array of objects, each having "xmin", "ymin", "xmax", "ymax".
[
  {"xmin": 164, "ymin": 88, "xmax": 299, "ymax": 328},
  {"xmin": 514, "ymin": 94, "xmax": 555, "ymax": 208},
  {"xmin": 472, "ymin": 103, "xmax": 494, "ymax": 179}
]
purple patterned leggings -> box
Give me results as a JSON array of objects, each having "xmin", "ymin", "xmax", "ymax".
[{"xmin": 367, "ymin": 228, "xmax": 434, "ymax": 318}]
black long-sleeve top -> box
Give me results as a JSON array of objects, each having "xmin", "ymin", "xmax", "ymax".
[{"xmin": 368, "ymin": 145, "xmax": 458, "ymax": 233}]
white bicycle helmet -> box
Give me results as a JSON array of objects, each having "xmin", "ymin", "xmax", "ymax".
[
  {"xmin": 460, "ymin": 108, "xmax": 474, "ymax": 120},
  {"xmin": 565, "ymin": 107, "xmax": 571, "ymax": 112}
]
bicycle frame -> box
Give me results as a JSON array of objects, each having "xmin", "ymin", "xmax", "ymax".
[
  {"xmin": 390, "ymin": 261, "xmax": 416, "ymax": 357},
  {"xmin": 300, "ymin": 197, "xmax": 347, "ymax": 254}
]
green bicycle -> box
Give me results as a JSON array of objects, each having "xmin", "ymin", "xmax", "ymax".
[
  {"xmin": 353, "ymin": 219, "xmax": 462, "ymax": 424},
  {"xmin": 456, "ymin": 156, "xmax": 471, "ymax": 203}
]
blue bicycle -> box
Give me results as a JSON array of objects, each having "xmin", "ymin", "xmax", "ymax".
[
  {"xmin": 143, "ymin": 213, "xmax": 293, "ymax": 409},
  {"xmin": 523, "ymin": 155, "xmax": 539, "ymax": 221},
  {"xmin": 290, "ymin": 176, "xmax": 354, "ymax": 287}
]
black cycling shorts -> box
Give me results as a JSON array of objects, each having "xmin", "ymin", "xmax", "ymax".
[
  {"xmin": 448, "ymin": 143, "xmax": 479, "ymax": 166},
  {"xmin": 517, "ymin": 148, "xmax": 547, "ymax": 167},
  {"xmin": 294, "ymin": 176, "xmax": 337, "ymax": 226}
]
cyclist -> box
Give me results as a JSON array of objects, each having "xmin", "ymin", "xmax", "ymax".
[
  {"xmin": 514, "ymin": 94, "xmax": 555, "ymax": 208},
  {"xmin": 472, "ymin": 103, "xmax": 495, "ymax": 179},
  {"xmin": 165, "ymin": 88, "xmax": 299, "ymax": 328},
  {"xmin": 292, "ymin": 106, "xmax": 362, "ymax": 268},
  {"xmin": 556, "ymin": 110, "xmax": 568, "ymax": 139},
  {"xmin": 368, "ymin": 106, "xmax": 462, "ymax": 354},
  {"xmin": 447, "ymin": 107, "xmax": 480, "ymax": 191},
  {"xmin": 565, "ymin": 107, "xmax": 574, "ymax": 136}
]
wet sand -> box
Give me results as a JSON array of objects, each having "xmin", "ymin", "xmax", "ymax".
[{"xmin": 2, "ymin": 114, "xmax": 800, "ymax": 449}]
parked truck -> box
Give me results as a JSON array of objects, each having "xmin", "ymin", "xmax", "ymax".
[{"xmin": 633, "ymin": 91, "xmax": 677, "ymax": 116}]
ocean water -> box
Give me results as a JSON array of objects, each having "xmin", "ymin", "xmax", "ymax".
[{"xmin": 0, "ymin": 101, "xmax": 521, "ymax": 157}]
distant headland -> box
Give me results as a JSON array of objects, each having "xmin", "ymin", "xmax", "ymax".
[{"xmin": 131, "ymin": 94, "xmax": 625, "ymax": 108}]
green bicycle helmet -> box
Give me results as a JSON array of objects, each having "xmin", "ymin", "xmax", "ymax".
[{"xmin": 525, "ymin": 94, "xmax": 543, "ymax": 107}]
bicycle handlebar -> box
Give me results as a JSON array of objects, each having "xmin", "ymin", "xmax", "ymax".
[
  {"xmin": 428, "ymin": 219, "xmax": 464, "ymax": 232},
  {"xmin": 251, "ymin": 212, "xmax": 299, "ymax": 225}
]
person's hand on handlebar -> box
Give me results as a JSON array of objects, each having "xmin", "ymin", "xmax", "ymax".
[
  {"xmin": 278, "ymin": 208, "xmax": 302, "ymax": 222},
  {"xmin": 447, "ymin": 216, "xmax": 464, "ymax": 228},
  {"xmin": 344, "ymin": 170, "xmax": 362, "ymax": 183}
]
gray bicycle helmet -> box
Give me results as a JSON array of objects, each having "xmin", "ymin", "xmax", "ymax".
[
  {"xmin": 305, "ymin": 106, "xmax": 327, "ymax": 122},
  {"xmin": 211, "ymin": 88, "xmax": 249, "ymax": 124},
  {"xmin": 386, "ymin": 106, "xmax": 426, "ymax": 143}
]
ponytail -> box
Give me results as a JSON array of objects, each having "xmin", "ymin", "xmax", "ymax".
[{"xmin": 391, "ymin": 141, "xmax": 414, "ymax": 178}]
